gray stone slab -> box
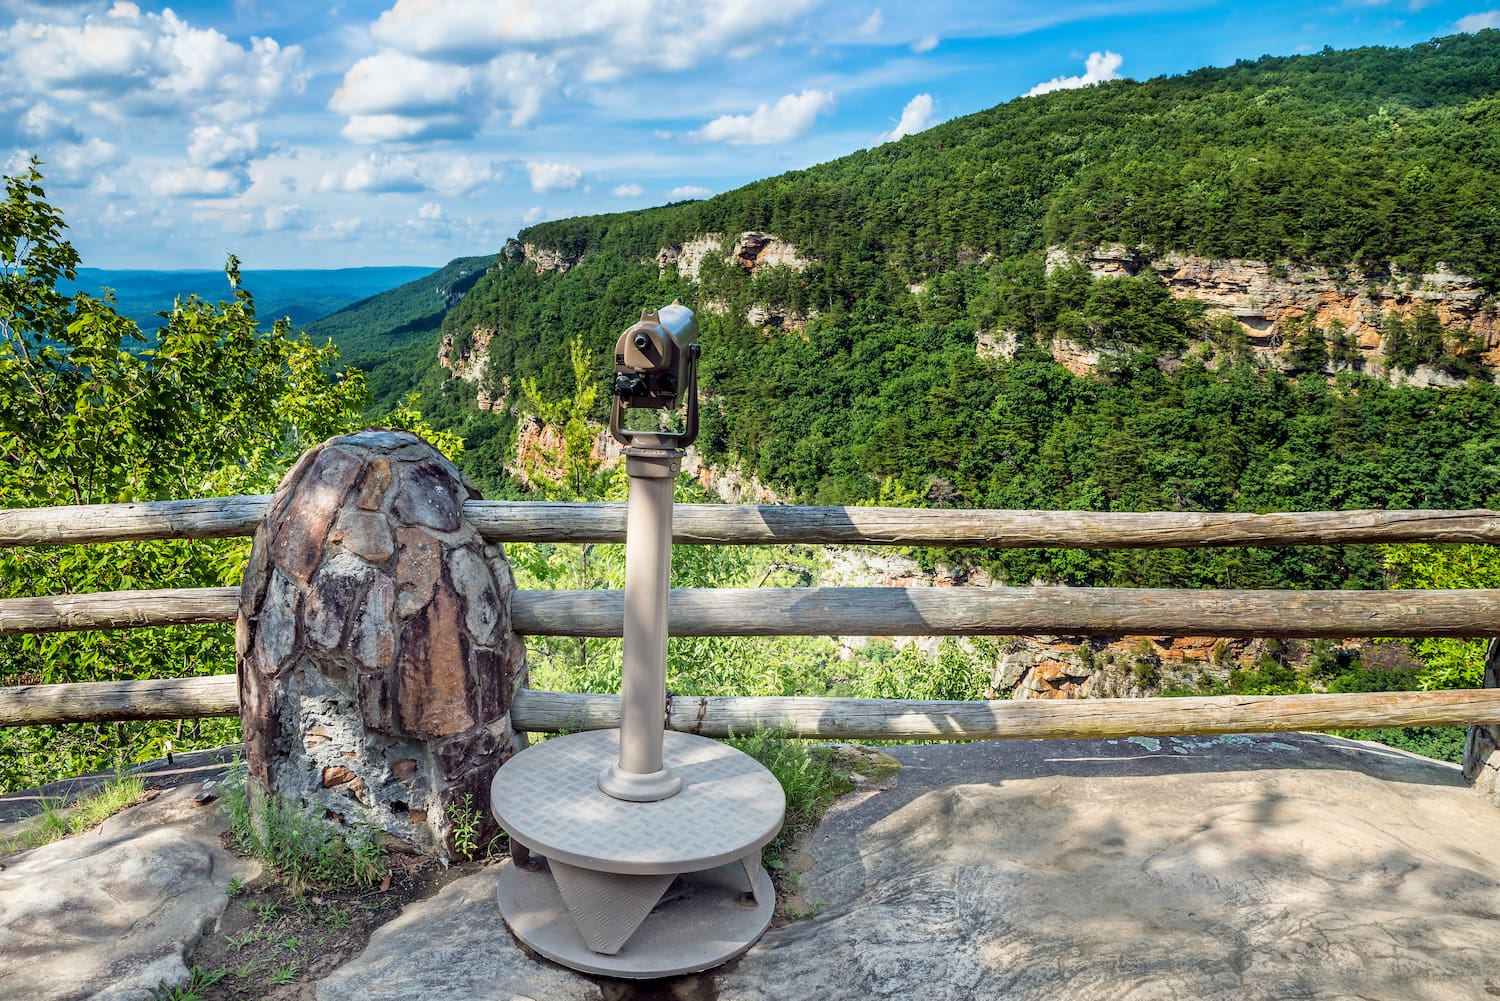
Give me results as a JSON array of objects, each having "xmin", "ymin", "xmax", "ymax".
[
  {"xmin": 0, "ymin": 782, "xmax": 258, "ymax": 1001},
  {"xmin": 717, "ymin": 733, "xmax": 1500, "ymax": 1001},
  {"xmin": 315, "ymin": 869, "xmax": 602, "ymax": 1001}
]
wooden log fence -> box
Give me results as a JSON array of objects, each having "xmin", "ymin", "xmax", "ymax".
[
  {"xmin": 511, "ymin": 688, "xmax": 1500, "ymax": 741},
  {"xmin": 0, "ymin": 675, "xmax": 239, "ymax": 725},
  {"xmin": 0, "ymin": 588, "xmax": 239, "ymax": 634},
  {"xmin": 4, "ymin": 585, "xmax": 1499, "ymax": 639},
  {"xmin": 1, "ymin": 496, "xmax": 1497, "ymax": 743},
  {"xmin": 5, "ymin": 676, "xmax": 1500, "ymax": 739},
  {"xmin": 3, "ymin": 497, "xmax": 1499, "ymax": 550}
]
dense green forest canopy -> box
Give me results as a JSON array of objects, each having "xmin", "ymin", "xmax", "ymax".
[
  {"xmin": 429, "ymin": 32, "xmax": 1500, "ymax": 598},
  {"xmin": 470, "ymin": 30, "xmax": 1500, "ymax": 297},
  {"xmin": 304, "ymin": 254, "xmax": 495, "ymax": 413}
]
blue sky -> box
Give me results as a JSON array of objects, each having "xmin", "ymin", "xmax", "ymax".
[{"xmin": 2, "ymin": 0, "xmax": 1495, "ymax": 270}]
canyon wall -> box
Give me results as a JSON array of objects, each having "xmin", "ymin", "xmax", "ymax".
[{"xmin": 1043, "ymin": 244, "xmax": 1500, "ymax": 377}]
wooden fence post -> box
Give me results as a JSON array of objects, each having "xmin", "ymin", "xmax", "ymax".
[{"xmin": 1463, "ymin": 637, "xmax": 1500, "ymax": 801}]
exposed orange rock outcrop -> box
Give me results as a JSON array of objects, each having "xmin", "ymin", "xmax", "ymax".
[{"xmin": 1045, "ymin": 244, "xmax": 1500, "ymax": 373}]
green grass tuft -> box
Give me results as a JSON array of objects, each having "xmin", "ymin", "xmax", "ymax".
[
  {"xmin": 724, "ymin": 728, "xmax": 855, "ymax": 866},
  {"xmin": 221, "ymin": 767, "xmax": 385, "ymax": 896},
  {"xmin": 2, "ymin": 772, "xmax": 146, "ymax": 854}
]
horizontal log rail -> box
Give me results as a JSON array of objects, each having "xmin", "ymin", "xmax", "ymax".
[
  {"xmin": 508, "ymin": 586, "xmax": 1500, "ymax": 639},
  {"xmin": 512, "ymin": 688, "xmax": 1500, "ymax": 740},
  {"xmin": 471, "ymin": 503, "xmax": 1500, "ymax": 549},
  {"xmin": 0, "ymin": 675, "xmax": 238, "ymax": 725},
  {"xmin": 4, "ymin": 585, "xmax": 1499, "ymax": 639},
  {"xmin": 0, "ymin": 588, "xmax": 239, "ymax": 635},
  {"xmin": 0, "ymin": 496, "xmax": 272, "ymax": 546},
  {"xmin": 4, "ymin": 497, "xmax": 1499, "ymax": 550},
  {"xmin": 5, "ymin": 674, "xmax": 1500, "ymax": 738}
]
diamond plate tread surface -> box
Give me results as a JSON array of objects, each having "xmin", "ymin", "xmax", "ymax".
[
  {"xmin": 547, "ymin": 861, "xmax": 674, "ymax": 955},
  {"xmin": 491, "ymin": 729, "xmax": 786, "ymax": 873}
]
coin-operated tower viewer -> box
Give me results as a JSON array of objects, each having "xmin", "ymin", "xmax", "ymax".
[{"xmin": 490, "ymin": 303, "xmax": 786, "ymax": 978}]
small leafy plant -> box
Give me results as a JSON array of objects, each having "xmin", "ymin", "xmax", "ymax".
[{"xmin": 448, "ymin": 793, "xmax": 482, "ymax": 860}]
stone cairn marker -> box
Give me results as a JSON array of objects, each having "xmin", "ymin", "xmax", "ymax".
[{"xmin": 236, "ymin": 430, "xmax": 525, "ymax": 857}]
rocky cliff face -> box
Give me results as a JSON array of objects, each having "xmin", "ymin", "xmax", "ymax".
[
  {"xmin": 502, "ymin": 238, "xmax": 579, "ymax": 275},
  {"xmin": 655, "ymin": 231, "xmax": 810, "ymax": 280},
  {"xmin": 508, "ymin": 415, "xmax": 786, "ymax": 504},
  {"xmin": 437, "ymin": 327, "xmax": 502, "ymax": 411},
  {"xmin": 1044, "ymin": 245, "xmax": 1500, "ymax": 376},
  {"xmin": 657, "ymin": 231, "xmax": 814, "ymax": 332}
]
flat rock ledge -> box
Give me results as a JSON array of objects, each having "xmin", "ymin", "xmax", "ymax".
[
  {"xmin": 0, "ymin": 782, "xmax": 258, "ymax": 1001},
  {"xmin": 319, "ymin": 733, "xmax": 1500, "ymax": 1001},
  {"xmin": 7, "ymin": 734, "xmax": 1500, "ymax": 1000}
]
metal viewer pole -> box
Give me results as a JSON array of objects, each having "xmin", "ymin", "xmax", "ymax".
[
  {"xmin": 489, "ymin": 302, "xmax": 784, "ymax": 978},
  {"xmin": 597, "ymin": 302, "xmax": 700, "ymax": 802},
  {"xmin": 598, "ymin": 448, "xmax": 682, "ymax": 799}
]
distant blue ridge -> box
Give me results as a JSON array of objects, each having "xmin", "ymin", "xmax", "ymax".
[{"xmin": 57, "ymin": 266, "xmax": 437, "ymax": 332}]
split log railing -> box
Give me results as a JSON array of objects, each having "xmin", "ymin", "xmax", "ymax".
[{"xmin": 2, "ymin": 497, "xmax": 1499, "ymax": 751}]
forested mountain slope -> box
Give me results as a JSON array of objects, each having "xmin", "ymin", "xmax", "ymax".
[
  {"xmin": 304, "ymin": 255, "xmax": 494, "ymax": 411},
  {"xmin": 430, "ymin": 32, "xmax": 1500, "ymax": 593}
]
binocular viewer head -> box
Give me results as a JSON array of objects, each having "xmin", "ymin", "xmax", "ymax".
[
  {"xmin": 609, "ymin": 301, "xmax": 701, "ymax": 449},
  {"xmin": 613, "ymin": 301, "xmax": 699, "ymax": 411}
]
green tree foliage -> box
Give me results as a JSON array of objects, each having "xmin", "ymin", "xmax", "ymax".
[
  {"xmin": 518, "ymin": 336, "xmax": 605, "ymax": 500},
  {"xmin": 1380, "ymin": 544, "xmax": 1500, "ymax": 689},
  {"xmin": 0, "ymin": 164, "xmax": 370, "ymax": 792}
]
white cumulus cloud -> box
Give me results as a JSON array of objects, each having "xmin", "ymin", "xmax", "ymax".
[
  {"xmin": 419, "ymin": 202, "xmax": 444, "ymax": 220},
  {"xmin": 326, "ymin": 0, "xmax": 817, "ymax": 140},
  {"xmin": 612, "ymin": 183, "xmax": 645, "ymax": 197},
  {"xmin": 317, "ymin": 154, "xmax": 425, "ymax": 194},
  {"xmin": 1027, "ymin": 51, "xmax": 1124, "ymax": 97},
  {"xmin": 697, "ymin": 89, "xmax": 835, "ymax": 145},
  {"xmin": 431, "ymin": 157, "xmax": 501, "ymax": 196},
  {"xmin": 877, "ymin": 93, "xmax": 935, "ymax": 143},
  {"xmin": 329, "ymin": 49, "xmax": 554, "ymax": 144},
  {"xmin": 0, "ymin": 2, "xmax": 305, "ymax": 121},
  {"xmin": 330, "ymin": 50, "xmax": 474, "ymax": 119},
  {"xmin": 856, "ymin": 9, "xmax": 884, "ymax": 36},
  {"xmin": 339, "ymin": 113, "xmax": 475, "ymax": 145},
  {"xmin": 370, "ymin": 0, "xmax": 816, "ymax": 76},
  {"xmin": 669, "ymin": 185, "xmax": 713, "ymax": 199},
  {"xmin": 911, "ymin": 35, "xmax": 939, "ymax": 53},
  {"xmin": 526, "ymin": 161, "xmax": 582, "ymax": 193},
  {"xmin": 150, "ymin": 166, "xmax": 248, "ymax": 198},
  {"xmin": 53, "ymin": 138, "xmax": 124, "ymax": 175},
  {"xmin": 259, "ymin": 203, "xmax": 305, "ymax": 232},
  {"xmin": 19, "ymin": 102, "xmax": 80, "ymax": 142},
  {"xmin": 1456, "ymin": 10, "xmax": 1500, "ymax": 30},
  {"xmin": 315, "ymin": 153, "xmax": 499, "ymax": 196},
  {"xmin": 186, "ymin": 124, "xmax": 261, "ymax": 169}
]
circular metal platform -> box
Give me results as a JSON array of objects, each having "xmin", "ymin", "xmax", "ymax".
[
  {"xmin": 490, "ymin": 728, "xmax": 786, "ymax": 977},
  {"xmin": 490, "ymin": 729, "xmax": 785, "ymax": 874},
  {"xmin": 496, "ymin": 858, "xmax": 775, "ymax": 978}
]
